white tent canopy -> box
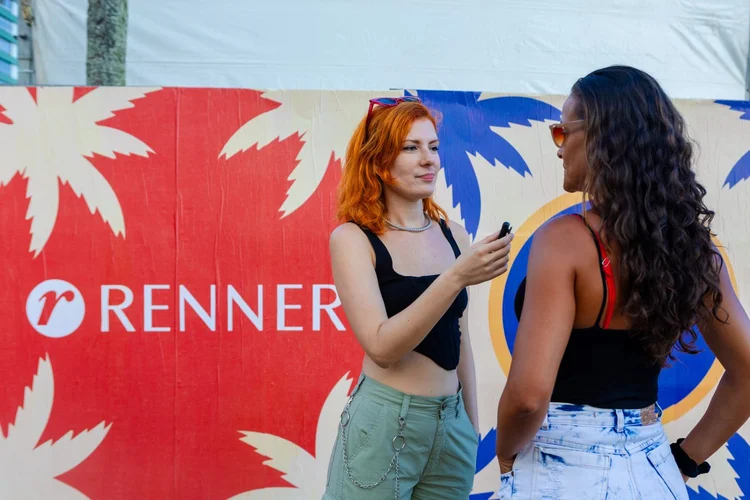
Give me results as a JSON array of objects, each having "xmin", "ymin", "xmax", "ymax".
[{"xmin": 33, "ymin": 0, "xmax": 750, "ymax": 99}]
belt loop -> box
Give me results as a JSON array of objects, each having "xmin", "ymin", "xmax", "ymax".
[
  {"xmin": 400, "ymin": 394, "xmax": 411, "ymax": 421},
  {"xmin": 456, "ymin": 383, "xmax": 462, "ymax": 417},
  {"xmin": 541, "ymin": 412, "xmax": 550, "ymax": 430},
  {"xmin": 615, "ymin": 409, "xmax": 625, "ymax": 433},
  {"xmin": 350, "ymin": 373, "xmax": 365, "ymax": 399},
  {"xmin": 655, "ymin": 402, "xmax": 663, "ymax": 418}
]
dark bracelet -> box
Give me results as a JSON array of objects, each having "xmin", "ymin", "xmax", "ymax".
[{"xmin": 670, "ymin": 438, "xmax": 711, "ymax": 478}]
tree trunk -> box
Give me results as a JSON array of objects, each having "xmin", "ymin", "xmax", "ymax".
[{"xmin": 86, "ymin": 0, "xmax": 128, "ymax": 86}]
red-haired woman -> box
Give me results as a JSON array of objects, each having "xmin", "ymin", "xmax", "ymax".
[{"xmin": 322, "ymin": 96, "xmax": 513, "ymax": 500}]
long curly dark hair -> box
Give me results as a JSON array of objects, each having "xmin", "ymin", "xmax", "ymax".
[{"xmin": 572, "ymin": 65, "xmax": 726, "ymax": 366}]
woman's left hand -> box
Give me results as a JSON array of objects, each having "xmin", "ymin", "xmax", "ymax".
[{"xmin": 498, "ymin": 455, "xmax": 516, "ymax": 474}]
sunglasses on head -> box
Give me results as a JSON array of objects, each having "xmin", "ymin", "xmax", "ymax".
[
  {"xmin": 365, "ymin": 96, "xmax": 423, "ymax": 136},
  {"xmin": 549, "ymin": 119, "xmax": 585, "ymax": 148}
]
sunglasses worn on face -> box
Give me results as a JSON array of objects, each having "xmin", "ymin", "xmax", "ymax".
[
  {"xmin": 365, "ymin": 96, "xmax": 423, "ymax": 137},
  {"xmin": 549, "ymin": 119, "xmax": 585, "ymax": 148}
]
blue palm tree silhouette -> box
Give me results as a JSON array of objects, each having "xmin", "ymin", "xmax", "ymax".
[
  {"xmin": 407, "ymin": 90, "xmax": 560, "ymax": 236},
  {"xmin": 688, "ymin": 434, "xmax": 750, "ymax": 499},
  {"xmin": 405, "ymin": 90, "xmax": 558, "ymax": 497},
  {"xmin": 716, "ymin": 100, "xmax": 750, "ymax": 189}
]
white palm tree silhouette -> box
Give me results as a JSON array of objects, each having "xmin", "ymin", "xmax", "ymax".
[
  {"xmin": 219, "ymin": 90, "xmax": 402, "ymax": 218},
  {"xmin": 229, "ymin": 373, "xmax": 354, "ymax": 499},
  {"xmin": 0, "ymin": 354, "xmax": 111, "ymax": 498},
  {"xmin": 0, "ymin": 86, "xmax": 159, "ymax": 257}
]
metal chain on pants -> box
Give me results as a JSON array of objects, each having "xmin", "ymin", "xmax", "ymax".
[{"xmin": 339, "ymin": 396, "xmax": 406, "ymax": 500}]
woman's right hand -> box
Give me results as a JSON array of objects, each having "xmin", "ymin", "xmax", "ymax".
[
  {"xmin": 498, "ymin": 454, "xmax": 517, "ymax": 475},
  {"xmin": 449, "ymin": 230, "xmax": 513, "ymax": 287}
]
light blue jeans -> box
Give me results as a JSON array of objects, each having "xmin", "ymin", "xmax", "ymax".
[{"xmin": 497, "ymin": 402, "xmax": 689, "ymax": 499}]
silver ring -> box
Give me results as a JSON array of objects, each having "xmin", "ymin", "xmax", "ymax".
[
  {"xmin": 392, "ymin": 435, "xmax": 406, "ymax": 451},
  {"xmin": 340, "ymin": 410, "xmax": 350, "ymax": 427}
]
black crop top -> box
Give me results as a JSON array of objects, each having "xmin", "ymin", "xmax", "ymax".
[
  {"xmin": 360, "ymin": 220, "xmax": 468, "ymax": 370},
  {"xmin": 514, "ymin": 214, "xmax": 661, "ymax": 409}
]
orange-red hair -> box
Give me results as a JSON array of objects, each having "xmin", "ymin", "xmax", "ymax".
[{"xmin": 336, "ymin": 101, "xmax": 448, "ymax": 234}]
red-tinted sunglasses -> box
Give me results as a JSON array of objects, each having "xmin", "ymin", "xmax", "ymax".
[
  {"xmin": 365, "ymin": 96, "xmax": 423, "ymax": 136},
  {"xmin": 549, "ymin": 119, "xmax": 585, "ymax": 148}
]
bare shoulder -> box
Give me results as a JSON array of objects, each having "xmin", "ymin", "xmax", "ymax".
[
  {"xmin": 447, "ymin": 219, "xmax": 471, "ymax": 252},
  {"xmin": 531, "ymin": 215, "xmax": 591, "ymax": 258},
  {"xmin": 330, "ymin": 222, "xmax": 374, "ymax": 261},
  {"xmin": 330, "ymin": 222, "xmax": 365, "ymax": 244}
]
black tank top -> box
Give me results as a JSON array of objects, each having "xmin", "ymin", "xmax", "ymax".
[
  {"xmin": 360, "ymin": 219, "xmax": 468, "ymax": 371},
  {"xmin": 515, "ymin": 214, "xmax": 661, "ymax": 409}
]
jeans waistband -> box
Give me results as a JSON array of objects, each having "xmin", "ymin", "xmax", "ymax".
[{"xmin": 543, "ymin": 402, "xmax": 663, "ymax": 431}]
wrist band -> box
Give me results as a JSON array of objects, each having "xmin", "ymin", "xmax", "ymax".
[{"xmin": 670, "ymin": 438, "xmax": 711, "ymax": 478}]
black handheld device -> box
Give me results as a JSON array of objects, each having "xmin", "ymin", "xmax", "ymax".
[{"xmin": 499, "ymin": 221, "xmax": 512, "ymax": 239}]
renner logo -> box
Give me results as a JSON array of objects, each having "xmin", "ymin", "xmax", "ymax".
[
  {"xmin": 26, "ymin": 279, "xmax": 86, "ymax": 338},
  {"xmin": 26, "ymin": 281, "xmax": 345, "ymax": 335}
]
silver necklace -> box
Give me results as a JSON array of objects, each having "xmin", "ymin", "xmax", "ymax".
[{"xmin": 384, "ymin": 213, "xmax": 432, "ymax": 232}]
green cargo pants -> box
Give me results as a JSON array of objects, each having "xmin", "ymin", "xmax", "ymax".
[{"xmin": 323, "ymin": 373, "xmax": 479, "ymax": 500}]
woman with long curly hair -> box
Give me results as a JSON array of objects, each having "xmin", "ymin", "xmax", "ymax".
[
  {"xmin": 322, "ymin": 97, "xmax": 513, "ymax": 500},
  {"xmin": 494, "ymin": 66, "xmax": 750, "ymax": 499}
]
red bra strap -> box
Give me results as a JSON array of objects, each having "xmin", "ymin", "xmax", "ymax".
[{"xmin": 569, "ymin": 214, "xmax": 616, "ymax": 329}]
